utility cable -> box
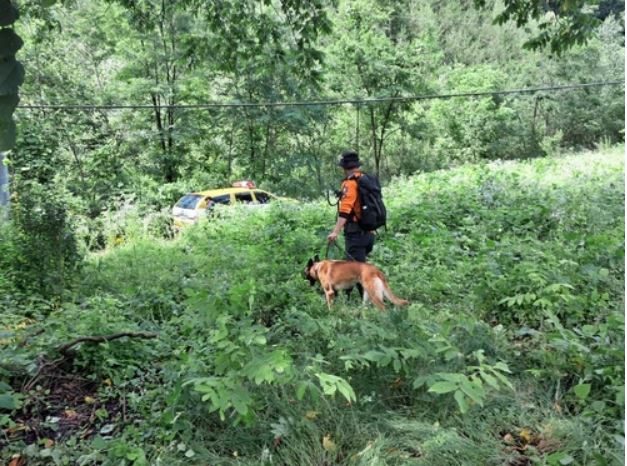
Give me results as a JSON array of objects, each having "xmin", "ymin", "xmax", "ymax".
[{"xmin": 15, "ymin": 80, "xmax": 624, "ymax": 111}]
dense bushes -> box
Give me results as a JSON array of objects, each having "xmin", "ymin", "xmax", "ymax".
[{"xmin": 1, "ymin": 181, "xmax": 82, "ymax": 301}]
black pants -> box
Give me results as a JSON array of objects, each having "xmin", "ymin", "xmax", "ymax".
[
  {"xmin": 342, "ymin": 226, "xmax": 374, "ymax": 299},
  {"xmin": 344, "ymin": 226, "xmax": 375, "ymax": 263}
]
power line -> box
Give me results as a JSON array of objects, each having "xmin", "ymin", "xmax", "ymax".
[{"xmin": 15, "ymin": 80, "xmax": 624, "ymax": 111}]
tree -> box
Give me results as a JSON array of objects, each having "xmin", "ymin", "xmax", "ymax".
[
  {"xmin": 0, "ymin": 0, "xmax": 22, "ymax": 151},
  {"xmin": 114, "ymin": 0, "xmax": 205, "ymax": 183},
  {"xmin": 426, "ymin": 65, "xmax": 527, "ymax": 163},
  {"xmin": 0, "ymin": 0, "xmax": 24, "ymax": 214},
  {"xmin": 108, "ymin": 0, "xmax": 334, "ymax": 183},
  {"xmin": 473, "ymin": 0, "xmax": 621, "ymax": 55},
  {"xmin": 326, "ymin": 0, "xmax": 434, "ymax": 176}
]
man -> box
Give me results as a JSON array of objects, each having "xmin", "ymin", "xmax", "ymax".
[{"xmin": 327, "ymin": 150, "xmax": 375, "ymax": 262}]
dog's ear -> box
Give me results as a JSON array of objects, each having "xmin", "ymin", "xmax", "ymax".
[
  {"xmin": 314, "ymin": 254, "xmax": 320, "ymax": 263},
  {"xmin": 307, "ymin": 258, "xmax": 314, "ymax": 267}
]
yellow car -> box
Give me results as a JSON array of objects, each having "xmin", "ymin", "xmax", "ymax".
[{"xmin": 172, "ymin": 181, "xmax": 286, "ymax": 228}]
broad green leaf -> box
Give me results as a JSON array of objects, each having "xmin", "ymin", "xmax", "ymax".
[
  {"xmin": 335, "ymin": 378, "xmax": 356, "ymax": 402},
  {"xmin": 573, "ymin": 383, "xmax": 591, "ymax": 400},
  {"xmin": 251, "ymin": 365, "xmax": 274, "ymax": 384},
  {"xmin": 392, "ymin": 358, "xmax": 402, "ymax": 371},
  {"xmin": 91, "ymin": 436, "xmax": 106, "ymax": 450},
  {"xmin": 316, "ymin": 373, "xmax": 338, "ymax": 396},
  {"xmin": 428, "ymin": 381, "xmax": 458, "ymax": 394},
  {"xmin": 437, "ymin": 373, "xmax": 466, "ymax": 383},
  {"xmin": 493, "ymin": 361, "xmax": 512, "ymax": 373},
  {"xmin": 231, "ymin": 386, "xmax": 252, "ymax": 415},
  {"xmin": 491, "ymin": 369, "xmax": 513, "ymax": 389},
  {"xmin": 412, "ymin": 376, "xmax": 428, "ymax": 389},
  {"xmin": 460, "ymin": 380, "xmax": 484, "ymax": 406},
  {"xmin": 400, "ymin": 348, "xmax": 423, "ymax": 359},
  {"xmin": 547, "ymin": 451, "xmax": 574, "ymax": 465},
  {"xmin": 186, "ymin": 377, "xmax": 219, "ymax": 388},
  {"xmin": 534, "ymin": 298, "xmax": 552, "ymax": 308},
  {"xmin": 480, "ymin": 372, "xmax": 499, "ymax": 389},
  {"xmin": 295, "ymin": 381, "xmax": 308, "ymax": 400},
  {"xmin": 0, "ymin": 393, "xmax": 16, "ymax": 410},
  {"xmin": 454, "ymin": 389, "xmax": 468, "ymax": 413}
]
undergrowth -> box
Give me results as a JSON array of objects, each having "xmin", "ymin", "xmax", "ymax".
[{"xmin": 1, "ymin": 148, "xmax": 624, "ymax": 465}]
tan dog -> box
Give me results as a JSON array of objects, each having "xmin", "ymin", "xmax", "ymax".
[{"xmin": 304, "ymin": 255, "xmax": 409, "ymax": 310}]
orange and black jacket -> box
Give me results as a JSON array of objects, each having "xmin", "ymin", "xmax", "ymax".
[{"xmin": 338, "ymin": 170, "xmax": 362, "ymax": 223}]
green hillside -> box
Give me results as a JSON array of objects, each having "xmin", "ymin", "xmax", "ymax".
[{"xmin": 1, "ymin": 147, "xmax": 624, "ymax": 465}]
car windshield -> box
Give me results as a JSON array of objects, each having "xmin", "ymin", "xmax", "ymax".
[{"xmin": 175, "ymin": 194, "xmax": 202, "ymax": 209}]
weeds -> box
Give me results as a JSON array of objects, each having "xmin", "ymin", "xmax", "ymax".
[{"xmin": 0, "ymin": 148, "xmax": 624, "ymax": 465}]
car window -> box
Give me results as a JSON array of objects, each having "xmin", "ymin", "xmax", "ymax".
[
  {"xmin": 209, "ymin": 194, "xmax": 230, "ymax": 206},
  {"xmin": 235, "ymin": 192, "xmax": 254, "ymax": 204},
  {"xmin": 176, "ymin": 194, "xmax": 203, "ymax": 209},
  {"xmin": 254, "ymin": 191, "xmax": 271, "ymax": 204}
]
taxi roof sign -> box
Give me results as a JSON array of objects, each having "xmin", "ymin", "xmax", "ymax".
[{"xmin": 232, "ymin": 180, "xmax": 255, "ymax": 189}]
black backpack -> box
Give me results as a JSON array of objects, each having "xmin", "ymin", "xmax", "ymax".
[{"xmin": 356, "ymin": 173, "xmax": 387, "ymax": 231}]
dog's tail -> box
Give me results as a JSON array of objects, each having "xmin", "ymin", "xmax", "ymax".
[{"xmin": 377, "ymin": 272, "xmax": 409, "ymax": 307}]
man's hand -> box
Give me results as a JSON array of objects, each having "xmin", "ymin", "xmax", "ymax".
[{"xmin": 328, "ymin": 217, "xmax": 347, "ymax": 243}]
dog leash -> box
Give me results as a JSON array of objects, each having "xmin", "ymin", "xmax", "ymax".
[{"xmin": 324, "ymin": 241, "xmax": 357, "ymax": 261}]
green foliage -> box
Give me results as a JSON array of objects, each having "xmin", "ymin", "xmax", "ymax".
[
  {"xmin": 4, "ymin": 180, "xmax": 81, "ymax": 299},
  {"xmin": 3, "ymin": 149, "xmax": 622, "ymax": 465},
  {"xmin": 427, "ymin": 65, "xmax": 528, "ymax": 163},
  {"xmin": 326, "ymin": 0, "xmax": 435, "ymax": 174},
  {"xmin": 0, "ymin": 0, "xmax": 624, "ymax": 461},
  {"xmin": 426, "ymin": 350, "xmax": 513, "ymax": 414},
  {"xmin": 0, "ymin": 0, "xmax": 23, "ymax": 150},
  {"xmin": 8, "ymin": 0, "xmax": 623, "ymax": 212},
  {"xmin": 474, "ymin": 0, "xmax": 608, "ymax": 55}
]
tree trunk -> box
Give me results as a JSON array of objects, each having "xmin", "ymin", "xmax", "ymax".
[
  {"xmin": 248, "ymin": 120, "xmax": 256, "ymax": 178},
  {"xmin": 369, "ymin": 107, "xmax": 380, "ymax": 176},
  {"xmin": 532, "ymin": 97, "xmax": 539, "ymax": 138},
  {"xmin": 316, "ymin": 122, "xmax": 328, "ymax": 192},
  {"xmin": 376, "ymin": 102, "xmax": 395, "ymax": 177},
  {"xmin": 151, "ymin": 93, "xmax": 166, "ymax": 154},
  {"xmin": 369, "ymin": 101, "xmax": 396, "ymax": 178},
  {"xmin": 0, "ymin": 152, "xmax": 9, "ymax": 219},
  {"xmin": 227, "ymin": 125, "xmax": 234, "ymax": 179},
  {"xmin": 355, "ymin": 104, "xmax": 360, "ymax": 153},
  {"xmin": 157, "ymin": 2, "xmax": 177, "ymax": 182}
]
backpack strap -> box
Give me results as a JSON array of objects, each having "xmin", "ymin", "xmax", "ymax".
[{"xmin": 338, "ymin": 175, "xmax": 361, "ymax": 224}]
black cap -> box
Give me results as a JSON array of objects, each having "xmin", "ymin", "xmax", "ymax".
[{"xmin": 338, "ymin": 150, "xmax": 361, "ymax": 169}]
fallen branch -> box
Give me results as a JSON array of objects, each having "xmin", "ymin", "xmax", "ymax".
[
  {"xmin": 57, "ymin": 332, "xmax": 158, "ymax": 355},
  {"xmin": 23, "ymin": 356, "xmax": 65, "ymax": 392},
  {"xmin": 22, "ymin": 332, "xmax": 158, "ymax": 392}
]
